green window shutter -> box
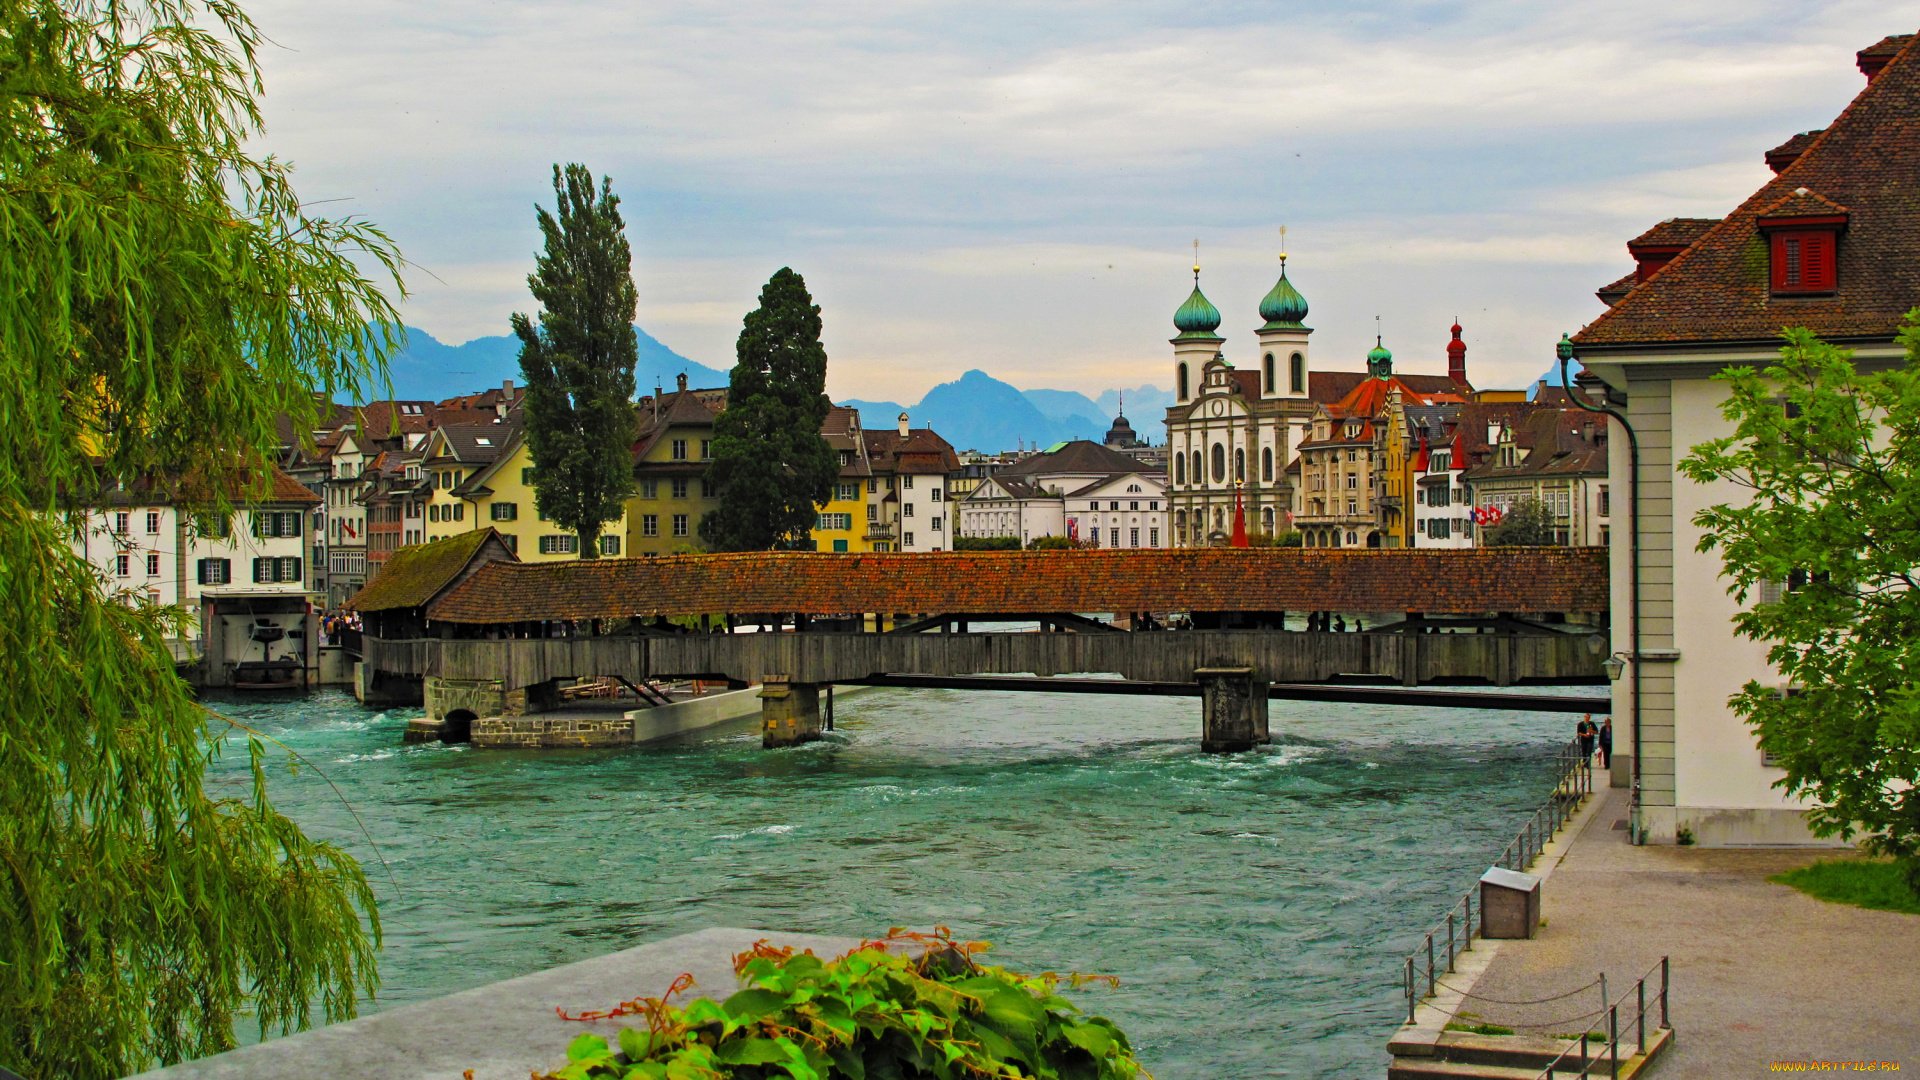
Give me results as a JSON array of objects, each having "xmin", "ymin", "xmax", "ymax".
[{"xmin": 197, "ymin": 560, "xmax": 209, "ymax": 585}]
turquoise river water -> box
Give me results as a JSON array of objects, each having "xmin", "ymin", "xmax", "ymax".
[{"xmin": 202, "ymin": 685, "xmax": 1585, "ymax": 1078}]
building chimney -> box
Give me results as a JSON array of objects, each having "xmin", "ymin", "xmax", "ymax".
[
  {"xmin": 898, "ymin": 412, "xmax": 910, "ymax": 438},
  {"xmin": 676, "ymin": 372, "xmax": 688, "ymax": 393},
  {"xmin": 503, "ymin": 378, "xmax": 514, "ymax": 395},
  {"xmin": 1447, "ymin": 320, "xmax": 1468, "ymax": 388}
]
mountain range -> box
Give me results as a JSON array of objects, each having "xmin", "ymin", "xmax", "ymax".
[{"xmin": 375, "ymin": 325, "xmax": 1170, "ymax": 453}]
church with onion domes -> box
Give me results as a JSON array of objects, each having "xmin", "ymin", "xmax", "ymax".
[{"xmin": 1162, "ymin": 250, "xmax": 1471, "ymax": 547}]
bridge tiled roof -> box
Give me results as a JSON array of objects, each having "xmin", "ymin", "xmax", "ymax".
[
  {"xmin": 423, "ymin": 547, "xmax": 1608, "ymax": 623},
  {"xmin": 348, "ymin": 528, "xmax": 519, "ymax": 612}
]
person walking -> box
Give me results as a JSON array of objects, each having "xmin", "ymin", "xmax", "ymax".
[
  {"xmin": 1576, "ymin": 715, "xmax": 1596, "ymax": 763},
  {"xmin": 1598, "ymin": 718, "xmax": 1614, "ymax": 770}
]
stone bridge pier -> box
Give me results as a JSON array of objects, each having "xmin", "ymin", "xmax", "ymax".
[
  {"xmin": 758, "ymin": 678, "xmax": 823, "ymax": 748},
  {"xmin": 1197, "ymin": 667, "xmax": 1270, "ymax": 753}
]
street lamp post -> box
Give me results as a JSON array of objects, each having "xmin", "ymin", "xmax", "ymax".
[{"xmin": 1558, "ymin": 333, "xmax": 1645, "ymax": 843}]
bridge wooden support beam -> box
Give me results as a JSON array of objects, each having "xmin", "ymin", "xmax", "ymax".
[
  {"xmin": 758, "ymin": 677, "xmax": 823, "ymax": 749},
  {"xmin": 1197, "ymin": 667, "xmax": 1270, "ymax": 754}
]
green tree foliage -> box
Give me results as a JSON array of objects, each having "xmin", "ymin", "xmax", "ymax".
[
  {"xmin": 702, "ymin": 269, "xmax": 837, "ymax": 551},
  {"xmin": 0, "ymin": 2, "xmax": 399, "ymax": 1076},
  {"xmin": 954, "ymin": 536, "xmax": 1021, "ymax": 551},
  {"xmin": 541, "ymin": 933, "xmax": 1146, "ymax": 1080},
  {"xmin": 513, "ymin": 164, "xmax": 640, "ymax": 559},
  {"xmin": 1481, "ymin": 496, "xmax": 1556, "ymax": 546},
  {"xmin": 1680, "ymin": 321, "xmax": 1920, "ymax": 889}
]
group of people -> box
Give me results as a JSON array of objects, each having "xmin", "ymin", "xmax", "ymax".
[
  {"xmin": 320, "ymin": 610, "xmax": 361, "ymax": 645},
  {"xmin": 1576, "ymin": 714, "xmax": 1613, "ymax": 768}
]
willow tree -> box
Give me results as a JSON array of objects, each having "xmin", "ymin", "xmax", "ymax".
[{"xmin": 0, "ymin": 2, "xmax": 400, "ymax": 1077}]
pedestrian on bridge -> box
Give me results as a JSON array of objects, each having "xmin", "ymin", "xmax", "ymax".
[
  {"xmin": 1598, "ymin": 717, "xmax": 1613, "ymax": 769},
  {"xmin": 1576, "ymin": 715, "xmax": 1596, "ymax": 763}
]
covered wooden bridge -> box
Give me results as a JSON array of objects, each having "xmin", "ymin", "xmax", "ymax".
[{"xmin": 348, "ymin": 532, "xmax": 1610, "ymax": 751}]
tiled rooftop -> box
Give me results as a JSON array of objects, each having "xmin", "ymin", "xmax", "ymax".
[{"xmin": 422, "ymin": 547, "xmax": 1609, "ymax": 622}]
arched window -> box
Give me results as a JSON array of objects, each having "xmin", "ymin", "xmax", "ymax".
[
  {"xmin": 1263, "ymin": 353, "xmax": 1275, "ymax": 393},
  {"xmin": 1234, "ymin": 448, "xmax": 1245, "ymax": 481},
  {"xmin": 1178, "ymin": 362, "xmax": 1190, "ymax": 401},
  {"xmin": 1262, "ymin": 447, "xmax": 1274, "ymax": 482},
  {"xmin": 1290, "ymin": 352, "xmax": 1305, "ymax": 393},
  {"xmin": 1331, "ymin": 530, "xmax": 1342, "ymax": 548},
  {"xmin": 1211, "ymin": 444, "xmax": 1226, "ymax": 482},
  {"xmin": 1192, "ymin": 451, "xmax": 1204, "ymax": 485},
  {"xmin": 1262, "ymin": 507, "xmax": 1275, "ymax": 531},
  {"xmin": 1175, "ymin": 454, "xmax": 1186, "ymax": 485}
]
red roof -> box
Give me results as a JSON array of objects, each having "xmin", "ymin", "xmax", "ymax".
[
  {"xmin": 1576, "ymin": 33, "xmax": 1920, "ymax": 348},
  {"xmin": 424, "ymin": 547, "xmax": 1609, "ymax": 622}
]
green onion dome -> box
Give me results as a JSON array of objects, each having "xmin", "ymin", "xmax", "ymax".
[
  {"xmin": 1367, "ymin": 340, "xmax": 1392, "ymax": 365},
  {"xmin": 1259, "ymin": 265, "xmax": 1309, "ymax": 328},
  {"xmin": 1173, "ymin": 284, "xmax": 1223, "ymax": 338}
]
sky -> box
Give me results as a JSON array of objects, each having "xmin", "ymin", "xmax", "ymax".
[{"xmin": 247, "ymin": 0, "xmax": 1919, "ymax": 402}]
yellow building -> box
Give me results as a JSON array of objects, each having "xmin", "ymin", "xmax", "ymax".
[
  {"xmin": 425, "ymin": 423, "xmax": 627, "ymax": 559},
  {"xmin": 626, "ymin": 377, "xmax": 724, "ymax": 556},
  {"xmin": 813, "ymin": 406, "xmax": 875, "ymax": 553}
]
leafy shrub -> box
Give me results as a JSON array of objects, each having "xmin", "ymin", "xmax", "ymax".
[
  {"xmin": 540, "ymin": 931, "xmax": 1146, "ymax": 1080},
  {"xmin": 1026, "ymin": 536, "xmax": 1097, "ymax": 551}
]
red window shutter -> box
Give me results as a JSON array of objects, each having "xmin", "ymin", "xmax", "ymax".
[
  {"xmin": 1771, "ymin": 230, "xmax": 1837, "ymax": 293},
  {"xmin": 1803, "ymin": 232, "xmax": 1833, "ymax": 290}
]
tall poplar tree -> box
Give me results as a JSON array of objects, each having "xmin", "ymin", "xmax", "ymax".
[
  {"xmin": 0, "ymin": 2, "xmax": 397, "ymax": 1076},
  {"xmin": 512, "ymin": 164, "xmax": 639, "ymax": 558},
  {"xmin": 702, "ymin": 269, "xmax": 838, "ymax": 551}
]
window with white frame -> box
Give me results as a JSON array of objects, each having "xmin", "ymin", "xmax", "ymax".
[{"xmin": 538, "ymin": 535, "xmax": 579, "ymax": 554}]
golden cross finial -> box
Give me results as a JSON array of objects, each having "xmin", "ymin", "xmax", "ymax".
[
  {"xmin": 1279, "ymin": 225, "xmax": 1287, "ymax": 258},
  {"xmin": 1192, "ymin": 238, "xmax": 1200, "ymax": 280}
]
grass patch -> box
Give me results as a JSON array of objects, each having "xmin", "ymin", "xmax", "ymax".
[
  {"xmin": 1770, "ymin": 859, "xmax": 1920, "ymax": 915},
  {"xmin": 1445, "ymin": 1021, "xmax": 1517, "ymax": 1036}
]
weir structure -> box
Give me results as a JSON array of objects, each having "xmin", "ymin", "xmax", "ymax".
[{"xmin": 347, "ymin": 536, "xmax": 1610, "ymax": 751}]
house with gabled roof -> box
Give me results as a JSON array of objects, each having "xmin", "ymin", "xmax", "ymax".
[
  {"xmin": 1567, "ymin": 32, "xmax": 1920, "ymax": 845},
  {"xmin": 959, "ymin": 439, "xmax": 1167, "ymax": 548}
]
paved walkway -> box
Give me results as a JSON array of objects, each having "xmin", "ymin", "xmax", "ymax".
[{"xmin": 1463, "ymin": 786, "xmax": 1920, "ymax": 1077}]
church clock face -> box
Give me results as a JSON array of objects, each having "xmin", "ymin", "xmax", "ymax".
[{"xmin": 1209, "ymin": 400, "xmax": 1224, "ymax": 417}]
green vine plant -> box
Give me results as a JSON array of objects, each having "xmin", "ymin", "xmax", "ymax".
[{"xmin": 538, "ymin": 929, "xmax": 1150, "ymax": 1080}]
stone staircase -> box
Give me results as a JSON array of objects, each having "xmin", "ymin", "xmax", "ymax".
[{"xmin": 1388, "ymin": 1027, "xmax": 1673, "ymax": 1079}]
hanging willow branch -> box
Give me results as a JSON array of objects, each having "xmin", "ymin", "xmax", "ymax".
[{"xmin": 0, "ymin": 2, "xmax": 403, "ymax": 1076}]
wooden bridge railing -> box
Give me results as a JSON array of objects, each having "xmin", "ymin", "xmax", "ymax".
[{"xmin": 363, "ymin": 629, "xmax": 1608, "ymax": 690}]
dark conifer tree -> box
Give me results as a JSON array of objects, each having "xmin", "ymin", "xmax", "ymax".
[
  {"xmin": 512, "ymin": 164, "xmax": 638, "ymax": 558},
  {"xmin": 702, "ymin": 269, "xmax": 838, "ymax": 551}
]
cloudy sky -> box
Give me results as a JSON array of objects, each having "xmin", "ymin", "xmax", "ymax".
[{"xmin": 249, "ymin": 0, "xmax": 1916, "ymax": 402}]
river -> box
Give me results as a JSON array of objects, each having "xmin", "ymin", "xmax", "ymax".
[{"xmin": 202, "ymin": 684, "xmax": 1585, "ymax": 1078}]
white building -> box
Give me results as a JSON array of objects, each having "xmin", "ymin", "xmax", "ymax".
[
  {"xmin": 863, "ymin": 413, "xmax": 959, "ymax": 553},
  {"xmin": 960, "ymin": 440, "xmax": 1168, "ymax": 547},
  {"xmin": 70, "ymin": 468, "xmax": 323, "ymax": 683},
  {"xmin": 1569, "ymin": 34, "xmax": 1913, "ymax": 844}
]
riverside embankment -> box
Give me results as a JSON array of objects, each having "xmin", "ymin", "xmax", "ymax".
[{"xmin": 202, "ymin": 684, "xmax": 1592, "ymax": 1078}]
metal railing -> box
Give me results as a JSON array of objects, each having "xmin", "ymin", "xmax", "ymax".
[
  {"xmin": 1401, "ymin": 739, "xmax": 1593, "ymax": 1024},
  {"xmin": 1538, "ymin": 957, "xmax": 1670, "ymax": 1079}
]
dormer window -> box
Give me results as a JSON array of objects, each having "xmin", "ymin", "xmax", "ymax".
[
  {"xmin": 1759, "ymin": 189, "xmax": 1846, "ymax": 297},
  {"xmin": 1770, "ymin": 231, "xmax": 1837, "ymax": 294}
]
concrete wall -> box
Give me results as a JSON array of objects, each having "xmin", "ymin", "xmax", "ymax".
[{"xmin": 1668, "ymin": 376, "xmax": 1834, "ymax": 845}]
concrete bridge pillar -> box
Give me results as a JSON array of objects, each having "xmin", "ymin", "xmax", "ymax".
[
  {"xmin": 1197, "ymin": 667, "xmax": 1270, "ymax": 753},
  {"xmin": 759, "ymin": 677, "xmax": 823, "ymax": 749}
]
